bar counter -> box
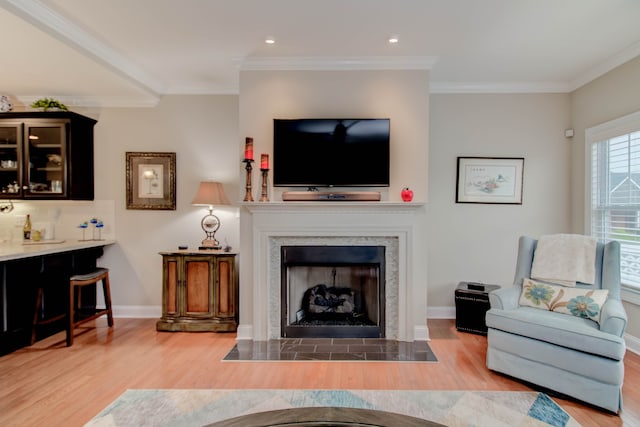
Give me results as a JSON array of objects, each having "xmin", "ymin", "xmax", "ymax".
[
  {"xmin": 1, "ymin": 238, "xmax": 115, "ymax": 355},
  {"xmin": 0, "ymin": 239, "xmax": 116, "ymax": 262}
]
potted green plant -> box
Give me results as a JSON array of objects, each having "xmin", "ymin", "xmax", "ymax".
[{"xmin": 30, "ymin": 97, "xmax": 68, "ymax": 111}]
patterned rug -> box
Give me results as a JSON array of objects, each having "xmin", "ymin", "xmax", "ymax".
[{"xmin": 85, "ymin": 389, "xmax": 581, "ymax": 427}]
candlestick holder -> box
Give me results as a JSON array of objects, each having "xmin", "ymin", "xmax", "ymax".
[
  {"xmin": 260, "ymin": 168, "xmax": 269, "ymax": 202},
  {"xmin": 243, "ymin": 159, "xmax": 254, "ymax": 202}
]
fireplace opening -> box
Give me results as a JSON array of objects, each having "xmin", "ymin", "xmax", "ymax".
[{"xmin": 281, "ymin": 245, "xmax": 385, "ymax": 338}]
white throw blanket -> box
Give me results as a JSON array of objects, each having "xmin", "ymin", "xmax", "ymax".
[{"xmin": 530, "ymin": 234, "xmax": 597, "ymax": 287}]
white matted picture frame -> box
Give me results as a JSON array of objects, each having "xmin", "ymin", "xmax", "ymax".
[
  {"xmin": 126, "ymin": 152, "xmax": 176, "ymax": 210},
  {"xmin": 455, "ymin": 157, "xmax": 524, "ymax": 204}
]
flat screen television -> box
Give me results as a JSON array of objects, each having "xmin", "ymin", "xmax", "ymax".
[{"xmin": 273, "ymin": 118, "xmax": 390, "ymax": 187}]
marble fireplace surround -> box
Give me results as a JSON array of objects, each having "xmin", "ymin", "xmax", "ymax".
[{"xmin": 239, "ymin": 202, "xmax": 428, "ymax": 342}]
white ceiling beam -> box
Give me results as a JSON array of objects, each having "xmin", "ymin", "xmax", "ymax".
[{"xmin": 0, "ymin": 0, "xmax": 164, "ymax": 100}]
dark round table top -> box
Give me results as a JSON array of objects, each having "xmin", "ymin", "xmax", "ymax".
[{"xmin": 205, "ymin": 406, "xmax": 445, "ymax": 427}]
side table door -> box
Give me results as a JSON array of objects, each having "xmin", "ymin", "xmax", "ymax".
[
  {"xmin": 213, "ymin": 254, "xmax": 237, "ymax": 323},
  {"xmin": 161, "ymin": 254, "xmax": 181, "ymax": 320},
  {"xmin": 183, "ymin": 255, "xmax": 215, "ymax": 318}
]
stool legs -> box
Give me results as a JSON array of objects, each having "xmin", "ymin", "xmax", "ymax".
[
  {"xmin": 67, "ymin": 269, "xmax": 113, "ymax": 347},
  {"xmin": 32, "ymin": 285, "xmax": 66, "ymax": 346},
  {"xmin": 67, "ymin": 284, "xmax": 75, "ymax": 347},
  {"xmin": 32, "ymin": 287, "xmax": 44, "ymax": 346},
  {"xmin": 102, "ymin": 273, "xmax": 114, "ymax": 327}
]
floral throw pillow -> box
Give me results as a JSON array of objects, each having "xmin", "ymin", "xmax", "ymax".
[{"xmin": 519, "ymin": 278, "xmax": 609, "ymax": 323}]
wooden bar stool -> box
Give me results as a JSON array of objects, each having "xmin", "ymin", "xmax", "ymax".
[
  {"xmin": 31, "ymin": 284, "xmax": 67, "ymax": 346},
  {"xmin": 67, "ymin": 267, "xmax": 114, "ymax": 346}
]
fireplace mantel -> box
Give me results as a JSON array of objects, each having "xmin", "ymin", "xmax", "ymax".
[
  {"xmin": 241, "ymin": 201, "xmax": 425, "ymax": 213},
  {"xmin": 238, "ymin": 201, "xmax": 429, "ymax": 342}
]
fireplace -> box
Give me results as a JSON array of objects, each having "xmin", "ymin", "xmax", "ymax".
[
  {"xmin": 239, "ymin": 202, "xmax": 429, "ymax": 342},
  {"xmin": 281, "ymin": 245, "xmax": 385, "ymax": 338}
]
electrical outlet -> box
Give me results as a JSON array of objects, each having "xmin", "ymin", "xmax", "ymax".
[{"xmin": 14, "ymin": 215, "xmax": 25, "ymax": 227}]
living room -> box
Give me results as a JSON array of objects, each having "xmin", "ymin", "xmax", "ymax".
[{"xmin": 0, "ymin": 1, "xmax": 639, "ymax": 426}]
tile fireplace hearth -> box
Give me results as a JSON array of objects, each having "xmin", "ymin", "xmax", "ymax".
[
  {"xmin": 224, "ymin": 338, "xmax": 438, "ymax": 361},
  {"xmin": 239, "ymin": 202, "xmax": 428, "ymax": 342}
]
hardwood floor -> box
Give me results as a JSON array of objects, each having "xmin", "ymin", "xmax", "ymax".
[{"xmin": 0, "ymin": 318, "xmax": 637, "ymax": 426}]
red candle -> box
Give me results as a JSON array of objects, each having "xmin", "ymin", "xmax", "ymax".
[
  {"xmin": 261, "ymin": 153, "xmax": 269, "ymax": 169},
  {"xmin": 244, "ymin": 137, "xmax": 254, "ymax": 160}
]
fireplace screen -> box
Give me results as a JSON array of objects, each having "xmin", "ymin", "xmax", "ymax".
[{"xmin": 281, "ymin": 246, "xmax": 385, "ymax": 338}]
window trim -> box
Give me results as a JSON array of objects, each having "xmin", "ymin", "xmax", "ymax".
[{"xmin": 585, "ymin": 109, "xmax": 640, "ymax": 301}]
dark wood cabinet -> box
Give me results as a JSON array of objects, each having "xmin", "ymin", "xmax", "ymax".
[
  {"xmin": 157, "ymin": 251, "xmax": 238, "ymax": 332},
  {"xmin": 0, "ymin": 111, "xmax": 96, "ymax": 200},
  {"xmin": 0, "ymin": 246, "xmax": 107, "ymax": 355}
]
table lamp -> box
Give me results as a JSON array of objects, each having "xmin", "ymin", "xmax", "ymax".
[{"xmin": 191, "ymin": 181, "xmax": 231, "ymax": 249}]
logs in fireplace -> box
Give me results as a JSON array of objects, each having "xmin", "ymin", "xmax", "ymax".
[{"xmin": 281, "ymin": 246, "xmax": 385, "ymax": 338}]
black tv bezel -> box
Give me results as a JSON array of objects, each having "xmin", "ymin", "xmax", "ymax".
[{"xmin": 272, "ymin": 118, "xmax": 390, "ymax": 188}]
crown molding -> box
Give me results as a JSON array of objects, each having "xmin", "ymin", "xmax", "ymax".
[
  {"xmin": 163, "ymin": 85, "xmax": 240, "ymax": 96},
  {"xmin": 0, "ymin": 0, "xmax": 164, "ymax": 97},
  {"xmin": 15, "ymin": 94, "xmax": 160, "ymax": 108},
  {"xmin": 239, "ymin": 56, "xmax": 438, "ymax": 71},
  {"xmin": 429, "ymin": 81, "xmax": 571, "ymax": 94},
  {"xmin": 570, "ymin": 40, "xmax": 640, "ymax": 92}
]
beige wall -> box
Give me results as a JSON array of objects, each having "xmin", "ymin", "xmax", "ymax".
[
  {"xmin": 237, "ymin": 69, "xmax": 430, "ymax": 329},
  {"xmin": 95, "ymin": 95, "xmax": 240, "ymax": 310},
  {"xmin": 3, "ymin": 61, "xmax": 637, "ymax": 346},
  {"xmin": 570, "ymin": 56, "xmax": 640, "ymax": 234},
  {"xmin": 237, "ymin": 70, "xmax": 430, "ymax": 202},
  {"xmin": 0, "ymin": 96, "xmax": 243, "ymax": 313},
  {"xmin": 427, "ymin": 94, "xmax": 572, "ymax": 309},
  {"xmin": 570, "ymin": 56, "xmax": 640, "ymax": 339}
]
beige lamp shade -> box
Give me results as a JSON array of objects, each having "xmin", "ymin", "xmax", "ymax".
[
  {"xmin": 191, "ymin": 181, "xmax": 231, "ymax": 207},
  {"xmin": 192, "ymin": 182, "xmax": 231, "ymax": 250}
]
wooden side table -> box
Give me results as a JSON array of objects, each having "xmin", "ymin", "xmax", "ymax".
[{"xmin": 157, "ymin": 250, "xmax": 237, "ymax": 332}]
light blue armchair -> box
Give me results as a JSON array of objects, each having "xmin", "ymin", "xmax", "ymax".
[{"xmin": 486, "ymin": 236, "xmax": 627, "ymax": 413}]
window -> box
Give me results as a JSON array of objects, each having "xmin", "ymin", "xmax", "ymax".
[{"xmin": 587, "ymin": 110, "xmax": 640, "ymax": 293}]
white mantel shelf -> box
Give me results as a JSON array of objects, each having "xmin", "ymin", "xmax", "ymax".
[{"xmin": 240, "ymin": 201, "xmax": 426, "ymax": 213}]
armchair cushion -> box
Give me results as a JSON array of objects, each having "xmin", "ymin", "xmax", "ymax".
[
  {"xmin": 486, "ymin": 306, "xmax": 626, "ymax": 360},
  {"xmin": 518, "ymin": 278, "xmax": 609, "ymax": 323}
]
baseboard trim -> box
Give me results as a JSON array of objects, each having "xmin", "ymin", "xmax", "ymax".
[
  {"xmin": 236, "ymin": 325, "xmax": 254, "ymax": 340},
  {"xmin": 625, "ymin": 332, "xmax": 640, "ymax": 355},
  {"xmin": 113, "ymin": 305, "xmax": 161, "ymax": 318},
  {"xmin": 414, "ymin": 325, "xmax": 430, "ymax": 341},
  {"xmin": 427, "ymin": 306, "xmax": 455, "ymax": 319},
  {"xmin": 110, "ymin": 304, "xmax": 640, "ymax": 355}
]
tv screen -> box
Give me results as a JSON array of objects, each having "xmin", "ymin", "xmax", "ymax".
[{"xmin": 273, "ymin": 118, "xmax": 390, "ymax": 187}]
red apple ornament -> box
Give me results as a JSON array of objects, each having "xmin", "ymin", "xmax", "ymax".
[{"xmin": 401, "ymin": 187, "xmax": 413, "ymax": 202}]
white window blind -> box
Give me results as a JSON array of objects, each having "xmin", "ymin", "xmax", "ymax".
[{"xmin": 587, "ymin": 111, "xmax": 640, "ymax": 290}]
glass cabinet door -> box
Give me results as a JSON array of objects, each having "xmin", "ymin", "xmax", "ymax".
[
  {"xmin": 0, "ymin": 123, "xmax": 22, "ymax": 197},
  {"xmin": 24, "ymin": 122, "xmax": 66, "ymax": 197}
]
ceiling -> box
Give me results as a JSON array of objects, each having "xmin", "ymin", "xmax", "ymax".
[{"xmin": 1, "ymin": 0, "xmax": 639, "ymax": 108}]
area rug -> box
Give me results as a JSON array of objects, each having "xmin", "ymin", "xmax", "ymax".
[{"xmin": 85, "ymin": 389, "xmax": 581, "ymax": 427}]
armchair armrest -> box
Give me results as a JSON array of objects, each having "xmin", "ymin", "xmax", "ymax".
[
  {"xmin": 600, "ymin": 298, "xmax": 628, "ymax": 337},
  {"xmin": 489, "ymin": 286, "xmax": 520, "ymax": 310}
]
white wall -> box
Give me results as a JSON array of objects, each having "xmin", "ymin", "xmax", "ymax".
[
  {"xmin": 237, "ymin": 70, "xmax": 430, "ymax": 202},
  {"xmin": 4, "ymin": 61, "xmax": 637, "ymax": 347},
  {"xmin": 91, "ymin": 96, "xmax": 240, "ymax": 313},
  {"xmin": 237, "ymin": 69, "xmax": 430, "ymax": 331},
  {"xmin": 427, "ymin": 94, "xmax": 572, "ymax": 311},
  {"xmin": 570, "ymin": 56, "xmax": 640, "ymax": 340}
]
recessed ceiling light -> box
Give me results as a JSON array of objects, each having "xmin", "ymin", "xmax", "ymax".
[
  {"xmin": 265, "ymin": 37, "xmax": 275, "ymax": 44},
  {"xmin": 388, "ymin": 36, "xmax": 399, "ymax": 44}
]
